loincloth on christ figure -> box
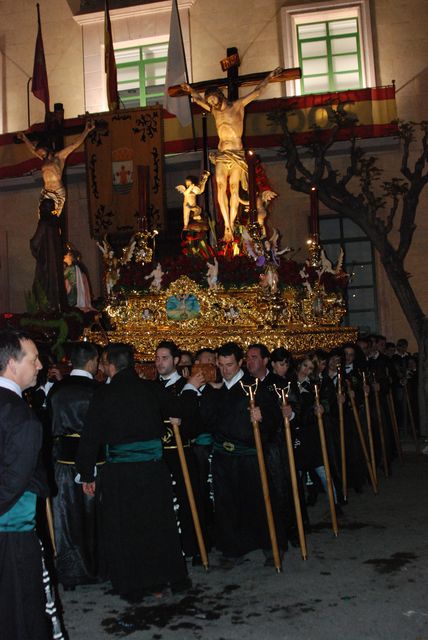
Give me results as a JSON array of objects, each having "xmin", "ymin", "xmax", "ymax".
[
  {"xmin": 209, "ymin": 150, "xmax": 248, "ymax": 191},
  {"xmin": 39, "ymin": 186, "xmax": 66, "ymax": 217}
]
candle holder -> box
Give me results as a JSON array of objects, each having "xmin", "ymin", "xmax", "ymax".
[
  {"xmin": 133, "ymin": 229, "xmax": 158, "ymax": 264},
  {"xmin": 247, "ymin": 220, "xmax": 264, "ymax": 259},
  {"xmin": 307, "ymin": 234, "xmax": 321, "ymax": 267}
]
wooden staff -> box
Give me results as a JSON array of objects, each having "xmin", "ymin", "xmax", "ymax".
[
  {"xmin": 45, "ymin": 497, "xmax": 57, "ymax": 557},
  {"xmin": 170, "ymin": 419, "xmax": 209, "ymax": 570},
  {"xmin": 346, "ymin": 380, "xmax": 378, "ymax": 493},
  {"xmin": 337, "ymin": 367, "xmax": 347, "ymax": 503},
  {"xmin": 387, "ymin": 389, "xmax": 404, "ymax": 462},
  {"xmin": 362, "ymin": 372, "xmax": 378, "ymax": 489},
  {"xmin": 247, "ymin": 384, "xmax": 282, "ymax": 573},
  {"xmin": 372, "ymin": 377, "xmax": 389, "ymax": 478},
  {"xmin": 279, "ymin": 387, "xmax": 307, "ymax": 560},
  {"xmin": 404, "ymin": 385, "xmax": 421, "ymax": 454},
  {"xmin": 314, "ymin": 385, "xmax": 338, "ymax": 537}
]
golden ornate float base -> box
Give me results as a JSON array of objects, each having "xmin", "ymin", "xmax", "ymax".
[{"xmin": 94, "ymin": 276, "xmax": 356, "ymax": 359}]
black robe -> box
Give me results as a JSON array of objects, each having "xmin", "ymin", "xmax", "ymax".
[
  {"xmin": 76, "ymin": 368, "xmax": 197, "ymax": 600},
  {"xmin": 29, "ymin": 213, "xmax": 67, "ymax": 311},
  {"xmin": 200, "ymin": 373, "xmax": 284, "ymax": 557},
  {"xmin": 157, "ymin": 375, "xmax": 203, "ymax": 557},
  {"xmin": 0, "ymin": 387, "xmax": 50, "ymax": 640},
  {"xmin": 48, "ymin": 374, "xmax": 102, "ymax": 587}
]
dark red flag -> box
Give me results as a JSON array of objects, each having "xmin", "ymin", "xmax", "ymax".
[
  {"xmin": 31, "ymin": 3, "xmax": 50, "ymax": 113},
  {"xmin": 104, "ymin": 0, "xmax": 119, "ymax": 111}
]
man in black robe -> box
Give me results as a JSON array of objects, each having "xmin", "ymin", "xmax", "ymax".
[
  {"xmin": 48, "ymin": 341, "xmax": 102, "ymax": 589},
  {"xmin": 0, "ymin": 329, "xmax": 50, "ymax": 639},
  {"xmin": 200, "ymin": 342, "xmax": 283, "ymax": 565},
  {"xmin": 76, "ymin": 343, "xmax": 198, "ymax": 601},
  {"xmin": 154, "ymin": 340, "xmax": 205, "ymax": 560},
  {"xmin": 246, "ymin": 343, "xmax": 295, "ymax": 554}
]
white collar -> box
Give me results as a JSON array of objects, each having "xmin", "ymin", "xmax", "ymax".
[
  {"xmin": 70, "ymin": 369, "xmax": 93, "ymax": 379},
  {"xmin": 259, "ymin": 369, "xmax": 270, "ymax": 382},
  {"xmin": 0, "ymin": 376, "xmax": 22, "ymax": 397},
  {"xmin": 160, "ymin": 370, "xmax": 181, "ymax": 387},
  {"xmin": 223, "ymin": 369, "xmax": 244, "ymax": 390}
]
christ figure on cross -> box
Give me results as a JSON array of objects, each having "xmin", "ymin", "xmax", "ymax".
[
  {"xmin": 18, "ymin": 121, "xmax": 95, "ymax": 216},
  {"xmin": 181, "ymin": 67, "xmax": 283, "ymax": 242}
]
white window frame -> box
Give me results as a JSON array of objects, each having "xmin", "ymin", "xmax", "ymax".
[
  {"xmin": 74, "ymin": 1, "xmax": 194, "ymax": 114},
  {"xmin": 281, "ymin": 0, "xmax": 376, "ymax": 96}
]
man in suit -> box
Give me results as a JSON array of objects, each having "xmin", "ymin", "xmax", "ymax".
[{"xmin": 0, "ymin": 329, "xmax": 50, "ymax": 639}]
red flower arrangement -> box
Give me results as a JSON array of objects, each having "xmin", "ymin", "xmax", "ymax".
[{"xmin": 118, "ymin": 252, "xmax": 348, "ymax": 294}]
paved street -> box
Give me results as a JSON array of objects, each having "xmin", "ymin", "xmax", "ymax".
[{"xmin": 59, "ymin": 444, "xmax": 428, "ymax": 640}]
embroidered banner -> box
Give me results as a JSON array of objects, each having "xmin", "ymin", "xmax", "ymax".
[{"xmin": 85, "ymin": 107, "xmax": 164, "ymax": 236}]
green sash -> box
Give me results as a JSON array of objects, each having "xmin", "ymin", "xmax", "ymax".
[
  {"xmin": 106, "ymin": 439, "xmax": 163, "ymax": 463},
  {"xmin": 194, "ymin": 433, "xmax": 213, "ymax": 446},
  {"xmin": 0, "ymin": 491, "xmax": 37, "ymax": 532}
]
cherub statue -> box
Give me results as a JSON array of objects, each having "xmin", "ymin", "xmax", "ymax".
[
  {"xmin": 176, "ymin": 171, "xmax": 210, "ymax": 230},
  {"xmin": 206, "ymin": 257, "xmax": 219, "ymax": 289},
  {"xmin": 97, "ymin": 235, "xmax": 135, "ymax": 297},
  {"xmin": 145, "ymin": 262, "xmax": 164, "ymax": 292}
]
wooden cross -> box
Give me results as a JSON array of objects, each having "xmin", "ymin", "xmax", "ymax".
[{"xmin": 168, "ymin": 47, "xmax": 301, "ymax": 99}]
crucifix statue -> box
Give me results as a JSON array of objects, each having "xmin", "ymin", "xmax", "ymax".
[
  {"xmin": 18, "ymin": 121, "xmax": 95, "ymax": 217},
  {"xmin": 176, "ymin": 50, "xmax": 301, "ymax": 242}
]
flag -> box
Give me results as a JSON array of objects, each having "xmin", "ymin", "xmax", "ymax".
[
  {"xmin": 163, "ymin": 0, "xmax": 192, "ymax": 127},
  {"xmin": 31, "ymin": 3, "xmax": 50, "ymax": 113},
  {"xmin": 104, "ymin": 0, "xmax": 119, "ymax": 111}
]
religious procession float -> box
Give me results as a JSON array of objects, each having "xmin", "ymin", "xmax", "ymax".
[{"xmin": 85, "ymin": 63, "xmax": 358, "ymax": 359}]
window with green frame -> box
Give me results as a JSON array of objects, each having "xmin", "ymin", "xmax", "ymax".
[
  {"xmin": 297, "ymin": 17, "xmax": 363, "ymax": 94},
  {"xmin": 319, "ymin": 215, "xmax": 377, "ymax": 334},
  {"xmin": 115, "ymin": 42, "xmax": 168, "ymax": 108}
]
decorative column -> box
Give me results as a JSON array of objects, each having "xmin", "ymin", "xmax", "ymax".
[{"xmin": 246, "ymin": 149, "xmax": 257, "ymax": 223}]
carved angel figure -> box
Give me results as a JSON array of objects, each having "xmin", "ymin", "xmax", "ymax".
[
  {"xmin": 318, "ymin": 247, "xmax": 348, "ymax": 278},
  {"xmin": 97, "ymin": 235, "xmax": 135, "ymax": 297},
  {"xmin": 176, "ymin": 170, "xmax": 210, "ymax": 230},
  {"xmin": 206, "ymin": 257, "xmax": 219, "ymax": 289},
  {"xmin": 144, "ymin": 262, "xmax": 164, "ymax": 292}
]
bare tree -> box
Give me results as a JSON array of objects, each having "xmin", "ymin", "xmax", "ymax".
[{"xmin": 270, "ymin": 107, "xmax": 428, "ymax": 433}]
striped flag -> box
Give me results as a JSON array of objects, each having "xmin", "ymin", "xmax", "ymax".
[
  {"xmin": 104, "ymin": 0, "xmax": 118, "ymax": 111},
  {"xmin": 163, "ymin": 0, "xmax": 192, "ymax": 127},
  {"xmin": 31, "ymin": 3, "xmax": 50, "ymax": 113}
]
